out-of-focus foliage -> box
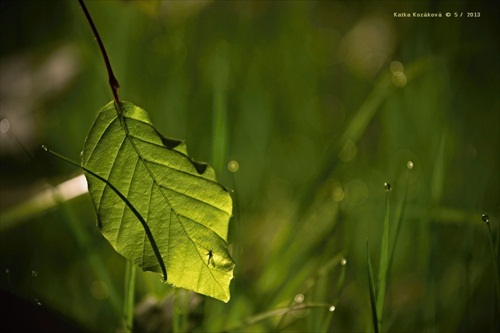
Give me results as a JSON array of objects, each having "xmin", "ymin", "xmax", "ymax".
[{"xmin": 1, "ymin": 1, "xmax": 498, "ymax": 332}]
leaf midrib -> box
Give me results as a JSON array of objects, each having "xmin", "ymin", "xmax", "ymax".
[{"xmin": 118, "ymin": 106, "xmax": 224, "ymax": 288}]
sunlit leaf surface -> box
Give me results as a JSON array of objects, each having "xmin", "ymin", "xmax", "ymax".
[{"xmin": 81, "ymin": 101, "xmax": 234, "ymax": 302}]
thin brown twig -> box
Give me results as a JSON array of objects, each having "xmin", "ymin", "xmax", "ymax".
[{"xmin": 78, "ymin": 0, "xmax": 121, "ymax": 109}]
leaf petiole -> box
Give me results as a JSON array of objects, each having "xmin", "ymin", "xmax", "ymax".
[{"xmin": 78, "ymin": 0, "xmax": 121, "ymax": 109}]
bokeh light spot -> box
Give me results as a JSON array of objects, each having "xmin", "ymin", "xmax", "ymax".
[
  {"xmin": 294, "ymin": 293, "xmax": 305, "ymax": 303},
  {"xmin": 338, "ymin": 140, "xmax": 357, "ymax": 162},
  {"xmin": 392, "ymin": 71, "xmax": 407, "ymax": 87},
  {"xmin": 345, "ymin": 179, "xmax": 368, "ymax": 206},
  {"xmin": 91, "ymin": 280, "xmax": 109, "ymax": 300},
  {"xmin": 390, "ymin": 61, "xmax": 404, "ymax": 73},
  {"xmin": 331, "ymin": 181, "xmax": 345, "ymax": 202},
  {"xmin": 0, "ymin": 119, "xmax": 10, "ymax": 133},
  {"xmin": 227, "ymin": 160, "xmax": 239, "ymax": 173}
]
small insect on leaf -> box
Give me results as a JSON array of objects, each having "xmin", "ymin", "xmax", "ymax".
[{"xmin": 207, "ymin": 250, "xmax": 214, "ymax": 267}]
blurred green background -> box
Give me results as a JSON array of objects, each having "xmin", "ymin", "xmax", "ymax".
[{"xmin": 1, "ymin": 1, "xmax": 498, "ymax": 332}]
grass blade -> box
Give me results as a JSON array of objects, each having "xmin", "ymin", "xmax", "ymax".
[
  {"xmin": 367, "ymin": 241, "xmax": 379, "ymax": 333},
  {"xmin": 123, "ymin": 260, "xmax": 136, "ymax": 332},
  {"xmin": 376, "ymin": 184, "xmax": 391, "ymax": 330},
  {"xmin": 211, "ymin": 42, "xmax": 230, "ymax": 174},
  {"xmin": 320, "ymin": 257, "xmax": 348, "ymax": 332},
  {"xmin": 388, "ymin": 162, "xmax": 412, "ymax": 272},
  {"xmin": 483, "ymin": 215, "xmax": 500, "ymax": 327},
  {"xmin": 274, "ymin": 254, "xmax": 344, "ymax": 331}
]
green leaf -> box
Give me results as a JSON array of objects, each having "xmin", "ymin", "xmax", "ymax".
[{"xmin": 81, "ymin": 101, "xmax": 234, "ymax": 302}]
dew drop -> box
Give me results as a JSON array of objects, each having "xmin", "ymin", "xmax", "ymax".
[
  {"xmin": 294, "ymin": 293, "xmax": 305, "ymax": 303},
  {"xmin": 35, "ymin": 298, "xmax": 42, "ymax": 306},
  {"xmin": 329, "ymin": 305, "xmax": 336, "ymax": 312},
  {"xmin": 340, "ymin": 258, "xmax": 347, "ymax": 266},
  {"xmin": 32, "ymin": 270, "xmax": 37, "ymax": 277},
  {"xmin": 482, "ymin": 214, "xmax": 489, "ymax": 223},
  {"xmin": 227, "ymin": 160, "xmax": 239, "ymax": 173},
  {"xmin": 80, "ymin": 151, "xmax": 84, "ymax": 157},
  {"xmin": 384, "ymin": 182, "xmax": 392, "ymax": 191},
  {"xmin": 41, "ymin": 145, "xmax": 48, "ymax": 152},
  {"xmin": 5, "ymin": 269, "xmax": 9, "ymax": 274},
  {"xmin": 407, "ymin": 160, "xmax": 414, "ymax": 170}
]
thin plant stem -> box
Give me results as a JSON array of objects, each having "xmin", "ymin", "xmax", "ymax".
[
  {"xmin": 211, "ymin": 42, "xmax": 230, "ymax": 174},
  {"xmin": 274, "ymin": 254, "xmax": 343, "ymax": 331},
  {"xmin": 388, "ymin": 165, "xmax": 411, "ymax": 271},
  {"xmin": 173, "ymin": 290, "xmax": 190, "ymax": 333},
  {"xmin": 223, "ymin": 303, "xmax": 333, "ymax": 332},
  {"xmin": 3, "ymin": 123, "xmax": 123, "ymax": 314},
  {"xmin": 320, "ymin": 257, "xmax": 347, "ymax": 332},
  {"xmin": 77, "ymin": 0, "xmax": 120, "ymax": 105},
  {"xmin": 202, "ymin": 43, "xmax": 230, "ymax": 333},
  {"xmin": 485, "ymin": 219, "xmax": 500, "ymax": 325},
  {"xmin": 123, "ymin": 260, "xmax": 136, "ymax": 332},
  {"xmin": 58, "ymin": 200, "xmax": 122, "ymax": 315},
  {"xmin": 28, "ymin": 270, "xmax": 37, "ymax": 301}
]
